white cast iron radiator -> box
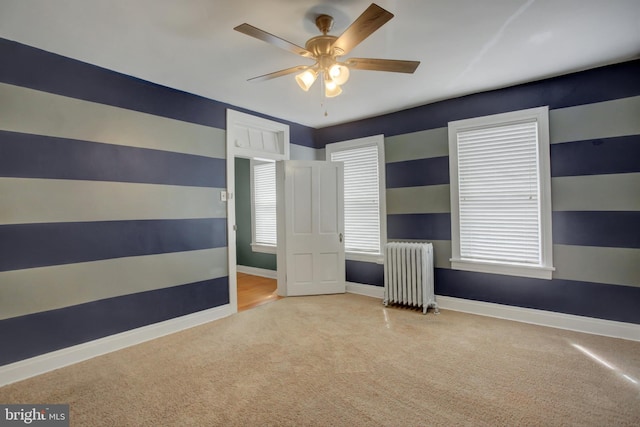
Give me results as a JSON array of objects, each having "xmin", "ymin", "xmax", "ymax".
[{"xmin": 384, "ymin": 242, "xmax": 438, "ymax": 314}]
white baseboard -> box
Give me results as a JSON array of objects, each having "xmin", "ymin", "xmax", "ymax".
[
  {"xmin": 237, "ymin": 265, "xmax": 277, "ymax": 279},
  {"xmin": 0, "ymin": 304, "xmax": 234, "ymax": 387},
  {"xmin": 436, "ymin": 296, "xmax": 640, "ymax": 342},
  {"xmin": 346, "ymin": 282, "xmax": 384, "ymax": 298},
  {"xmin": 344, "ymin": 284, "xmax": 639, "ymax": 342}
]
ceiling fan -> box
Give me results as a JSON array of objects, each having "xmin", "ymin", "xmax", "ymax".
[{"xmin": 234, "ymin": 3, "xmax": 420, "ymax": 98}]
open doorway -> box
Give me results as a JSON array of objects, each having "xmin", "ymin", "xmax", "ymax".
[
  {"xmin": 226, "ymin": 110, "xmax": 290, "ymax": 313},
  {"xmin": 234, "ymin": 156, "xmax": 279, "ymax": 311}
]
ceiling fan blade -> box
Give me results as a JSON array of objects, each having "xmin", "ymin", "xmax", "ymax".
[
  {"xmin": 234, "ymin": 23, "xmax": 314, "ymax": 59},
  {"xmin": 346, "ymin": 58, "xmax": 420, "ymax": 73},
  {"xmin": 332, "ymin": 4, "xmax": 394, "ymax": 55},
  {"xmin": 247, "ymin": 65, "xmax": 310, "ymax": 82}
]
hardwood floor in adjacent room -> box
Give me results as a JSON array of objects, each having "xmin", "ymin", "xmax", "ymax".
[{"xmin": 237, "ymin": 272, "xmax": 282, "ymax": 312}]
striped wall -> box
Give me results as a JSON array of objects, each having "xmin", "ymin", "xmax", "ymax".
[
  {"xmin": 1, "ymin": 36, "xmax": 637, "ymax": 369},
  {"xmin": 0, "ymin": 38, "xmax": 314, "ymax": 366},
  {"xmin": 320, "ymin": 60, "xmax": 640, "ymax": 325}
]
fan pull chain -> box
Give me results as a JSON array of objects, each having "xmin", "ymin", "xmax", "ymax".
[
  {"xmin": 319, "ymin": 75, "xmax": 328, "ymax": 117},
  {"xmin": 319, "ymin": 73, "xmax": 329, "ymax": 117}
]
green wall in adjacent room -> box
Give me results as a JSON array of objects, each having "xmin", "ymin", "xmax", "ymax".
[{"xmin": 235, "ymin": 157, "xmax": 277, "ymax": 271}]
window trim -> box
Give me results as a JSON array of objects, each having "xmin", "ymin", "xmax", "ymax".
[
  {"xmin": 326, "ymin": 134, "xmax": 387, "ymax": 264},
  {"xmin": 448, "ymin": 106, "xmax": 554, "ymax": 280}
]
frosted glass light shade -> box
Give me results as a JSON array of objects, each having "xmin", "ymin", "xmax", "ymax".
[
  {"xmin": 324, "ymin": 79, "xmax": 342, "ymax": 97},
  {"xmin": 295, "ymin": 69, "xmax": 318, "ymax": 91},
  {"xmin": 328, "ymin": 64, "xmax": 350, "ymax": 86}
]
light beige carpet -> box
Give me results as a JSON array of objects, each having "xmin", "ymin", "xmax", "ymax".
[{"xmin": 1, "ymin": 294, "xmax": 639, "ymax": 426}]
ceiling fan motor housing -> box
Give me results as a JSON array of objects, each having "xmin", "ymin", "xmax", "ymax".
[
  {"xmin": 307, "ymin": 14, "xmax": 345, "ymax": 68},
  {"xmin": 306, "ymin": 35, "xmax": 343, "ymax": 62}
]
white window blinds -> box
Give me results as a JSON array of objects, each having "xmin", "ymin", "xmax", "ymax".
[
  {"xmin": 330, "ymin": 145, "xmax": 381, "ymax": 254},
  {"xmin": 456, "ymin": 120, "xmax": 541, "ymax": 265},
  {"xmin": 253, "ymin": 161, "xmax": 276, "ymax": 246}
]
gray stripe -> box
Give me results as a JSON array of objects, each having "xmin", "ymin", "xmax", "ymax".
[
  {"xmin": 0, "ymin": 83, "xmax": 226, "ymax": 158},
  {"xmin": 0, "ymin": 178, "xmax": 226, "ymax": 225},
  {"xmin": 387, "ymin": 239, "xmax": 452, "ymax": 269},
  {"xmin": 431, "ymin": 240, "xmax": 452, "ymax": 269},
  {"xmin": 552, "ymin": 173, "xmax": 640, "ymax": 211},
  {"xmin": 290, "ymin": 144, "xmax": 319, "ymax": 161},
  {"xmin": 0, "ymin": 248, "xmax": 228, "ymax": 320},
  {"xmin": 386, "ymin": 185, "xmax": 451, "ymax": 214},
  {"xmin": 550, "ymin": 96, "xmax": 640, "ymax": 144},
  {"xmin": 380, "ymin": 97, "xmax": 640, "ymax": 160},
  {"xmin": 385, "ymin": 127, "xmax": 449, "ymax": 163},
  {"xmin": 384, "ymin": 174, "xmax": 639, "ymax": 214},
  {"xmin": 553, "ymin": 244, "xmax": 640, "ymax": 287},
  {"xmin": 421, "ymin": 240, "xmax": 639, "ymax": 287}
]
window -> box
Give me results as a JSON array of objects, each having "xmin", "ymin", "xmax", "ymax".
[
  {"xmin": 326, "ymin": 135, "xmax": 387, "ymax": 262},
  {"xmin": 448, "ymin": 107, "xmax": 554, "ymax": 279},
  {"xmin": 251, "ymin": 159, "xmax": 276, "ymax": 253}
]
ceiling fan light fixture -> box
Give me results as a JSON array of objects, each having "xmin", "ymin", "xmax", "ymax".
[
  {"xmin": 295, "ymin": 68, "xmax": 318, "ymax": 91},
  {"xmin": 235, "ymin": 3, "xmax": 420, "ymax": 100},
  {"xmin": 328, "ymin": 63, "xmax": 350, "ymax": 86}
]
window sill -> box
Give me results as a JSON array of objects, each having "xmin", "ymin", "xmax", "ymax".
[
  {"xmin": 251, "ymin": 243, "xmax": 277, "ymax": 254},
  {"xmin": 450, "ymin": 258, "xmax": 554, "ymax": 280}
]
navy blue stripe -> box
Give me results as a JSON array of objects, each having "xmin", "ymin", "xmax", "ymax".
[
  {"xmin": 387, "ymin": 213, "xmax": 452, "ymax": 240},
  {"xmin": 553, "ymin": 211, "xmax": 640, "ymax": 248},
  {"xmin": 551, "ymin": 134, "xmax": 640, "ymax": 177},
  {"xmin": 386, "ymin": 156, "xmax": 450, "ymax": 188},
  {"xmin": 0, "ymin": 277, "xmax": 229, "ymax": 366},
  {"xmin": 315, "ymin": 60, "xmax": 640, "ymax": 144},
  {"xmin": 0, "ymin": 38, "xmax": 317, "ymax": 148},
  {"xmin": 0, "ymin": 130, "xmax": 225, "ymax": 187},
  {"xmin": 0, "ymin": 218, "xmax": 226, "ymax": 272},
  {"xmin": 346, "ymin": 260, "xmax": 384, "ymax": 287},
  {"xmin": 435, "ymin": 268, "xmax": 640, "ymax": 324}
]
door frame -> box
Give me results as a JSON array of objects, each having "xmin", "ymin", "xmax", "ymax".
[{"xmin": 226, "ymin": 109, "xmax": 290, "ymax": 313}]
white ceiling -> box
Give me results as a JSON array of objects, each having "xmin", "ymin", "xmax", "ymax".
[{"xmin": 1, "ymin": 0, "xmax": 639, "ymax": 128}]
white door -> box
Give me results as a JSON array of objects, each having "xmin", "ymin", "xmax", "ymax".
[{"xmin": 276, "ymin": 160, "xmax": 345, "ymax": 296}]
